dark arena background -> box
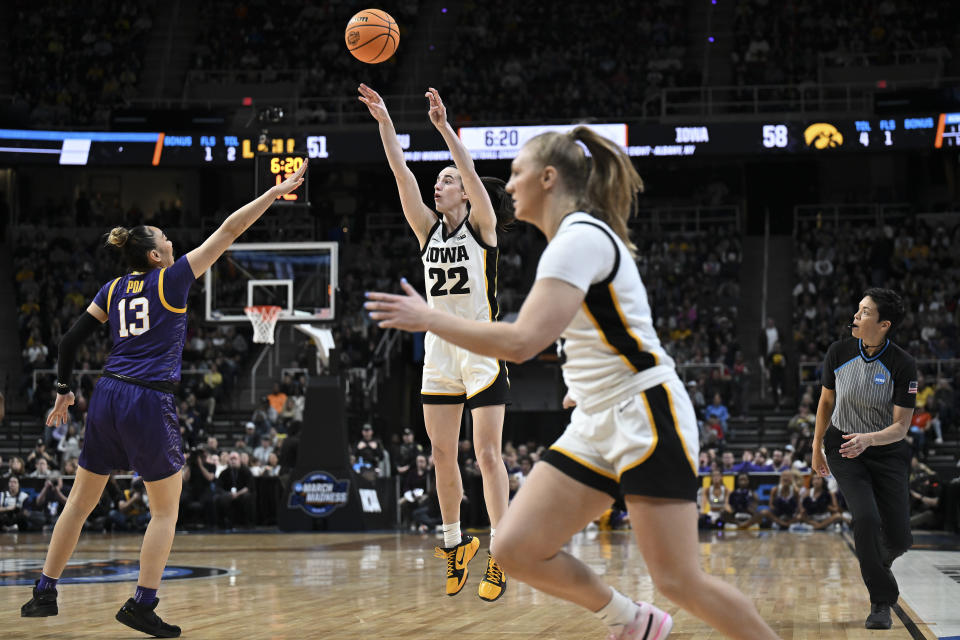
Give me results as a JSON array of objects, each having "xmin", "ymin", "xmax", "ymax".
[{"xmin": 1, "ymin": 1, "xmax": 960, "ymax": 638}]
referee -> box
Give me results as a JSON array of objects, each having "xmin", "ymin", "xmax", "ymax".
[{"xmin": 812, "ymin": 288, "xmax": 917, "ymax": 630}]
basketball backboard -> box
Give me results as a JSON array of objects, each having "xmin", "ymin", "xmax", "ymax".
[{"xmin": 205, "ymin": 242, "xmax": 338, "ymax": 323}]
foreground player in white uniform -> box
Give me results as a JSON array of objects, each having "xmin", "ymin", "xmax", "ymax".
[
  {"xmin": 359, "ymin": 84, "xmax": 512, "ymax": 601},
  {"xmin": 366, "ymin": 128, "xmax": 779, "ymax": 639}
]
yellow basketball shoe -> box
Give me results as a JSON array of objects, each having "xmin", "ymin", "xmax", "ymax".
[
  {"xmin": 434, "ymin": 535, "xmax": 480, "ymax": 596},
  {"xmin": 477, "ymin": 552, "xmax": 507, "ymax": 602}
]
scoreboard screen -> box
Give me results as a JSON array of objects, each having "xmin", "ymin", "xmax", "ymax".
[
  {"xmin": 0, "ymin": 112, "xmax": 954, "ymax": 167},
  {"xmin": 935, "ymin": 112, "xmax": 960, "ymax": 148},
  {"xmin": 614, "ymin": 116, "xmax": 940, "ymax": 157},
  {"xmin": 457, "ymin": 124, "xmax": 628, "ymax": 159}
]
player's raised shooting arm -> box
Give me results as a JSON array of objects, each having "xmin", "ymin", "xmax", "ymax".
[
  {"xmin": 186, "ymin": 161, "xmax": 307, "ymax": 278},
  {"xmin": 359, "ymin": 84, "xmax": 435, "ymax": 245},
  {"xmin": 426, "ymin": 88, "xmax": 497, "ymax": 240},
  {"xmin": 381, "ymin": 129, "xmax": 435, "ymax": 247}
]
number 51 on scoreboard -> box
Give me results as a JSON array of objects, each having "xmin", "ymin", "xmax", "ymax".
[{"xmin": 255, "ymin": 153, "xmax": 310, "ymax": 204}]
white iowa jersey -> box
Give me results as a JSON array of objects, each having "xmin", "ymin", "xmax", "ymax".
[
  {"xmin": 536, "ymin": 212, "xmax": 677, "ymax": 414},
  {"xmin": 421, "ymin": 214, "xmax": 498, "ymax": 322}
]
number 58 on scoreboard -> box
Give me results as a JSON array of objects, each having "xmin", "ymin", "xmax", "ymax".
[{"xmin": 255, "ymin": 153, "xmax": 310, "ymax": 205}]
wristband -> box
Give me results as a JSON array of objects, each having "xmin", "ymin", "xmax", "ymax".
[{"xmin": 55, "ymin": 382, "xmax": 71, "ymax": 395}]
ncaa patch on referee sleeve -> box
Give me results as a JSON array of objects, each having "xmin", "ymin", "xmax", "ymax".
[{"xmin": 908, "ymin": 381, "xmax": 918, "ymax": 393}]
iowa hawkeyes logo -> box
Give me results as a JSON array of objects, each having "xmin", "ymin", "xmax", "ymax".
[
  {"xmin": 347, "ymin": 30, "xmax": 361, "ymax": 46},
  {"xmin": 804, "ymin": 123, "xmax": 844, "ymax": 149}
]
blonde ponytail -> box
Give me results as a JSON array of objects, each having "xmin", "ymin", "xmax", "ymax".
[
  {"xmin": 568, "ymin": 126, "xmax": 642, "ymax": 257},
  {"xmin": 106, "ymin": 226, "xmax": 130, "ymax": 248},
  {"xmin": 526, "ymin": 127, "xmax": 643, "ymax": 257}
]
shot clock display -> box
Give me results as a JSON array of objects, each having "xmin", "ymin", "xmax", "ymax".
[{"xmin": 255, "ymin": 153, "xmax": 309, "ymax": 204}]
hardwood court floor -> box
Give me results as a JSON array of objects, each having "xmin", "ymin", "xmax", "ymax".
[{"xmin": 0, "ymin": 529, "xmax": 935, "ymax": 639}]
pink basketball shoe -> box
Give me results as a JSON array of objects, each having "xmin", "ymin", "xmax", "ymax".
[{"xmin": 607, "ymin": 601, "xmax": 673, "ymax": 640}]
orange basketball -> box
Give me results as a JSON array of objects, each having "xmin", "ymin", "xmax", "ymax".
[{"xmin": 345, "ymin": 9, "xmax": 399, "ymax": 64}]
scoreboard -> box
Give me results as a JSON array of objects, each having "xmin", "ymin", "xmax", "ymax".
[
  {"xmin": 0, "ymin": 112, "xmax": 956, "ymax": 167},
  {"xmin": 936, "ymin": 112, "xmax": 960, "ymax": 148},
  {"xmin": 255, "ymin": 153, "xmax": 309, "ymax": 205}
]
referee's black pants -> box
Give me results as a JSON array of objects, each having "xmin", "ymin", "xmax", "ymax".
[{"xmin": 825, "ymin": 426, "xmax": 912, "ymax": 606}]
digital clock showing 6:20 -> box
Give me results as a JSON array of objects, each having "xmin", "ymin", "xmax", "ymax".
[{"xmin": 255, "ymin": 153, "xmax": 309, "ymax": 204}]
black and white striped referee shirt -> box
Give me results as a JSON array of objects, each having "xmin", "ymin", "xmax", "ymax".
[{"xmin": 822, "ymin": 338, "xmax": 917, "ymax": 434}]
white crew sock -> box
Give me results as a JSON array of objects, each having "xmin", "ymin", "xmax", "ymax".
[
  {"xmin": 489, "ymin": 528, "xmax": 495, "ymax": 541},
  {"xmin": 595, "ymin": 587, "xmax": 638, "ymax": 631},
  {"xmin": 442, "ymin": 521, "xmax": 462, "ymax": 548}
]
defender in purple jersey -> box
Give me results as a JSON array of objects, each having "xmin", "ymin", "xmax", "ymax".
[{"xmin": 20, "ymin": 161, "xmax": 307, "ymax": 637}]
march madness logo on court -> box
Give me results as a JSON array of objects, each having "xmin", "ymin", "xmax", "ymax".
[
  {"xmin": 0, "ymin": 559, "xmax": 232, "ymax": 586},
  {"xmin": 288, "ymin": 471, "xmax": 350, "ymax": 517}
]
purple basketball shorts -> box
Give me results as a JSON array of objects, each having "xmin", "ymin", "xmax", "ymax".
[{"xmin": 78, "ymin": 376, "xmax": 184, "ymax": 481}]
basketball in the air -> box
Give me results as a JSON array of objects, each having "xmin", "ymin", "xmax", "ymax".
[{"xmin": 345, "ymin": 9, "xmax": 399, "ymax": 64}]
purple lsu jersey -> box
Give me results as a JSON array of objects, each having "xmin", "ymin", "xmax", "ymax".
[{"xmin": 92, "ymin": 255, "xmax": 196, "ymax": 382}]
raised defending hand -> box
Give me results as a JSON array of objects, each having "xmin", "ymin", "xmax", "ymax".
[
  {"xmin": 358, "ymin": 83, "xmax": 391, "ymax": 123},
  {"xmin": 274, "ymin": 158, "xmax": 308, "ymax": 197},
  {"xmin": 425, "ymin": 87, "xmax": 447, "ymax": 129},
  {"xmin": 365, "ymin": 279, "xmax": 431, "ymax": 331},
  {"xmin": 46, "ymin": 391, "xmax": 75, "ymax": 427}
]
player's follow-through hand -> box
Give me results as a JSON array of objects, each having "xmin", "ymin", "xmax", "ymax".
[
  {"xmin": 273, "ymin": 158, "xmax": 308, "ymax": 197},
  {"xmin": 365, "ymin": 279, "xmax": 430, "ymax": 331},
  {"xmin": 358, "ymin": 83, "xmax": 391, "ymax": 123},
  {"xmin": 46, "ymin": 391, "xmax": 75, "ymax": 427},
  {"xmin": 425, "ymin": 87, "xmax": 447, "ymax": 129}
]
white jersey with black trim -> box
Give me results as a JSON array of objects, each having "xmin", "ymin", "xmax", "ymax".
[
  {"xmin": 536, "ymin": 212, "xmax": 677, "ymax": 414},
  {"xmin": 420, "ymin": 213, "xmax": 499, "ymax": 322}
]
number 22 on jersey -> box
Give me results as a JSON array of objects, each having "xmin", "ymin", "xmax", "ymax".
[
  {"xmin": 428, "ymin": 266, "xmax": 471, "ymax": 296},
  {"xmin": 118, "ymin": 297, "xmax": 150, "ymax": 337}
]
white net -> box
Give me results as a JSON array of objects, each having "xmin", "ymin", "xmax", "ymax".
[{"xmin": 244, "ymin": 305, "xmax": 282, "ymax": 344}]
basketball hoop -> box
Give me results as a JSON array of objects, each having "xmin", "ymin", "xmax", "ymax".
[{"xmin": 244, "ymin": 305, "xmax": 282, "ymax": 344}]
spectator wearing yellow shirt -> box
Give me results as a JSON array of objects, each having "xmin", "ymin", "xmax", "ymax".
[
  {"xmin": 202, "ymin": 363, "xmax": 224, "ymax": 418},
  {"xmin": 203, "ymin": 364, "xmax": 223, "ymax": 391},
  {"xmin": 915, "ymin": 373, "xmax": 935, "ymax": 410}
]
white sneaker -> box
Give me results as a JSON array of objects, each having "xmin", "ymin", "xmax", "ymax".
[
  {"xmin": 608, "ymin": 601, "xmax": 673, "ymax": 640},
  {"xmin": 935, "ymin": 437, "xmax": 943, "ymax": 444}
]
